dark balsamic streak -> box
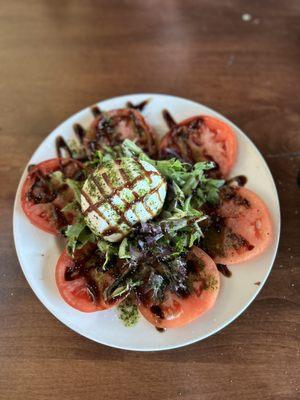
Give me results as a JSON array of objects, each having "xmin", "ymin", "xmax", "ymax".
[
  {"xmin": 91, "ymin": 173, "xmax": 134, "ymax": 228},
  {"xmin": 227, "ymin": 175, "xmax": 248, "ymax": 187},
  {"xmin": 156, "ymin": 327, "xmax": 166, "ymax": 333},
  {"xmin": 126, "ymin": 99, "xmax": 150, "ymax": 112},
  {"xmin": 150, "ymin": 305, "xmax": 164, "ymax": 319},
  {"xmin": 73, "ymin": 123, "xmax": 86, "ymax": 144},
  {"xmin": 27, "ymin": 164, "xmax": 36, "ymax": 173},
  {"xmin": 217, "ymin": 264, "xmax": 232, "ymax": 278},
  {"xmin": 56, "ymin": 136, "xmax": 72, "ymax": 158},
  {"xmin": 162, "ymin": 109, "xmax": 177, "ymax": 129},
  {"xmin": 80, "ymin": 189, "xmax": 118, "ymax": 233},
  {"xmin": 91, "ymin": 106, "xmax": 102, "ymax": 117}
]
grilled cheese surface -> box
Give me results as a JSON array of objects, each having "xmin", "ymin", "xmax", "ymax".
[{"xmin": 81, "ymin": 158, "xmax": 166, "ymax": 242}]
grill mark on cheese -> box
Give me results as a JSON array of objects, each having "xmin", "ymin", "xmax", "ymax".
[
  {"xmin": 135, "ymin": 159, "xmax": 156, "ymax": 185},
  {"xmin": 101, "ymin": 173, "xmax": 112, "ymax": 189},
  {"xmin": 115, "ymin": 161, "xmax": 141, "ymax": 221},
  {"xmin": 91, "ymin": 173, "xmax": 134, "ymax": 227},
  {"xmin": 82, "ymin": 159, "xmax": 166, "ymax": 237},
  {"xmin": 86, "ymin": 174, "xmax": 145, "ymax": 212},
  {"xmin": 81, "ymin": 188, "xmax": 123, "ymax": 234},
  {"xmin": 101, "ymin": 226, "xmax": 121, "ymax": 237}
]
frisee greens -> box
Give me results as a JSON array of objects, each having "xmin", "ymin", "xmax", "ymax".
[
  {"xmin": 64, "ymin": 216, "xmax": 96, "ymax": 255},
  {"xmin": 97, "ymin": 240, "xmax": 118, "ymax": 269}
]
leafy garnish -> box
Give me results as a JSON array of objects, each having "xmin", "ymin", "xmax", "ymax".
[
  {"xmin": 65, "ymin": 179, "xmax": 82, "ymax": 203},
  {"xmin": 64, "ymin": 216, "xmax": 96, "ymax": 255},
  {"xmin": 97, "ymin": 240, "xmax": 118, "ymax": 270}
]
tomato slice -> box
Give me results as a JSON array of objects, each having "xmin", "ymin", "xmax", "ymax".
[
  {"xmin": 55, "ymin": 248, "xmax": 123, "ymax": 312},
  {"xmin": 160, "ymin": 115, "xmax": 237, "ymax": 177},
  {"xmin": 84, "ymin": 108, "xmax": 158, "ymax": 157},
  {"xmin": 21, "ymin": 158, "xmax": 83, "ymax": 234},
  {"xmin": 202, "ymin": 186, "xmax": 273, "ymax": 264},
  {"xmin": 138, "ymin": 247, "xmax": 220, "ymax": 329}
]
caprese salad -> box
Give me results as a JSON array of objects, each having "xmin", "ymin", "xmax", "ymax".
[{"xmin": 21, "ymin": 100, "xmax": 273, "ymax": 330}]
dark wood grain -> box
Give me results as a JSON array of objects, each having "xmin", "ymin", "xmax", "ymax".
[{"xmin": 0, "ymin": 1, "xmax": 299, "ymax": 399}]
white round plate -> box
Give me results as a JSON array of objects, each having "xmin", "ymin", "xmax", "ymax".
[{"xmin": 13, "ymin": 94, "xmax": 280, "ymax": 351}]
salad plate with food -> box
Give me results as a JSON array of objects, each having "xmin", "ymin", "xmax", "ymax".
[{"xmin": 13, "ymin": 94, "xmax": 280, "ymax": 350}]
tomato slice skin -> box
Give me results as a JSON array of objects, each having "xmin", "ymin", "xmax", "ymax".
[
  {"xmin": 21, "ymin": 158, "xmax": 83, "ymax": 235},
  {"xmin": 55, "ymin": 249, "xmax": 122, "ymax": 313},
  {"xmin": 160, "ymin": 115, "xmax": 237, "ymax": 177},
  {"xmin": 85, "ymin": 108, "xmax": 158, "ymax": 157},
  {"xmin": 138, "ymin": 247, "xmax": 220, "ymax": 329},
  {"xmin": 203, "ymin": 187, "xmax": 273, "ymax": 265}
]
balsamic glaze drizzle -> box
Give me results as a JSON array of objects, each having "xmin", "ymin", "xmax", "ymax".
[
  {"xmin": 162, "ymin": 109, "xmax": 177, "ymax": 128},
  {"xmin": 227, "ymin": 175, "xmax": 248, "ymax": 187},
  {"xmin": 91, "ymin": 106, "xmax": 102, "ymax": 117},
  {"xmin": 55, "ymin": 136, "xmax": 73, "ymax": 158},
  {"xmin": 150, "ymin": 305, "xmax": 164, "ymax": 319},
  {"xmin": 72, "ymin": 123, "xmax": 86, "ymax": 144},
  {"xmin": 126, "ymin": 99, "xmax": 149, "ymax": 112},
  {"xmin": 217, "ymin": 264, "xmax": 232, "ymax": 278}
]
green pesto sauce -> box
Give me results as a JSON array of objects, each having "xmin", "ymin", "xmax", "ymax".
[{"xmin": 117, "ymin": 301, "xmax": 140, "ymax": 327}]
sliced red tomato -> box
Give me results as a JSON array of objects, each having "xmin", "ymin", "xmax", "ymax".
[
  {"xmin": 202, "ymin": 186, "xmax": 273, "ymax": 264},
  {"xmin": 138, "ymin": 247, "xmax": 220, "ymax": 329},
  {"xmin": 21, "ymin": 158, "xmax": 83, "ymax": 234},
  {"xmin": 55, "ymin": 249, "xmax": 123, "ymax": 312},
  {"xmin": 160, "ymin": 115, "xmax": 237, "ymax": 177},
  {"xmin": 84, "ymin": 108, "xmax": 158, "ymax": 157}
]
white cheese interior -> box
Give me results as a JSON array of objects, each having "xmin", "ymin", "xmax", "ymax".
[{"xmin": 80, "ymin": 158, "xmax": 166, "ymax": 242}]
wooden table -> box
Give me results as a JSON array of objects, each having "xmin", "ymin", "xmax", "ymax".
[{"xmin": 0, "ymin": 1, "xmax": 299, "ymax": 399}]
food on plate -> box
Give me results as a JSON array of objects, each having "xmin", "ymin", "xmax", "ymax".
[
  {"xmin": 21, "ymin": 158, "xmax": 84, "ymax": 234},
  {"xmin": 138, "ymin": 247, "xmax": 220, "ymax": 329},
  {"xmin": 160, "ymin": 111, "xmax": 237, "ymax": 178},
  {"xmin": 202, "ymin": 186, "xmax": 273, "ymax": 264},
  {"xmin": 81, "ymin": 158, "xmax": 166, "ymax": 242},
  {"xmin": 21, "ymin": 100, "xmax": 273, "ymax": 330},
  {"xmin": 56, "ymin": 246, "xmax": 125, "ymax": 312},
  {"xmin": 84, "ymin": 108, "xmax": 158, "ymax": 158}
]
